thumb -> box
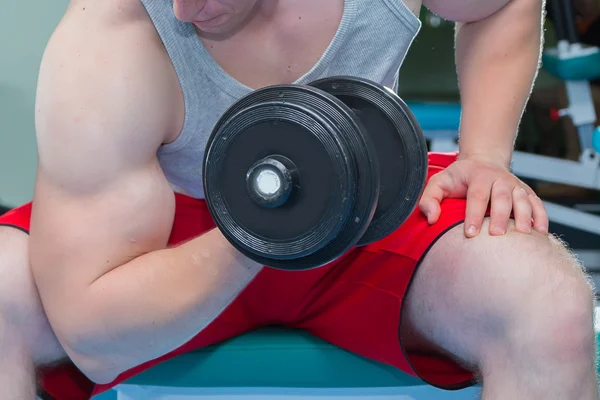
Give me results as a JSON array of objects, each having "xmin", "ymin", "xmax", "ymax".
[{"xmin": 418, "ymin": 173, "xmax": 453, "ymax": 224}]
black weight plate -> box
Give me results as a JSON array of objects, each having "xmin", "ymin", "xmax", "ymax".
[
  {"xmin": 203, "ymin": 85, "xmax": 380, "ymax": 270},
  {"xmin": 310, "ymin": 76, "xmax": 428, "ymax": 245}
]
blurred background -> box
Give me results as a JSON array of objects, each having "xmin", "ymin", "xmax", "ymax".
[{"xmin": 1, "ymin": 1, "xmax": 599, "ymax": 399}]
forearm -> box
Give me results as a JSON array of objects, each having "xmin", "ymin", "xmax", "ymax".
[
  {"xmin": 456, "ymin": 0, "xmax": 545, "ymax": 167},
  {"xmin": 67, "ymin": 229, "xmax": 262, "ymax": 382}
]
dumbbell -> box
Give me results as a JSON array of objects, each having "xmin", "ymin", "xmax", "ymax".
[{"xmin": 203, "ymin": 76, "xmax": 428, "ymax": 270}]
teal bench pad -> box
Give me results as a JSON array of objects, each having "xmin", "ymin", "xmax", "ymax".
[
  {"xmin": 124, "ymin": 328, "xmax": 600, "ymax": 389},
  {"xmin": 126, "ymin": 327, "xmax": 423, "ymax": 388},
  {"xmin": 126, "ymin": 328, "xmax": 600, "ymax": 388}
]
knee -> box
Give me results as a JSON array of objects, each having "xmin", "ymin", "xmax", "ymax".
[
  {"xmin": 450, "ymin": 221, "xmax": 596, "ymax": 357},
  {"xmin": 533, "ymin": 258, "xmax": 595, "ymax": 362},
  {"xmin": 492, "ymin": 230, "xmax": 596, "ymax": 362},
  {"xmin": 534, "ymin": 265, "xmax": 595, "ymax": 358},
  {"xmin": 417, "ymin": 219, "xmax": 596, "ymax": 370}
]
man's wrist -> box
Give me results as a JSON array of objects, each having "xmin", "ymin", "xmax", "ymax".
[{"xmin": 457, "ymin": 147, "xmax": 513, "ymax": 169}]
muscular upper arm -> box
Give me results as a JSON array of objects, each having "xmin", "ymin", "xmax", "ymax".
[
  {"xmin": 30, "ymin": 0, "xmax": 182, "ymax": 331},
  {"xmin": 423, "ymin": 0, "xmax": 512, "ymax": 22}
]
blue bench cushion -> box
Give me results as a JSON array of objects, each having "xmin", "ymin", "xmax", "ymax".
[
  {"xmin": 124, "ymin": 328, "xmax": 600, "ymax": 389},
  {"xmin": 125, "ymin": 327, "xmax": 423, "ymax": 388}
]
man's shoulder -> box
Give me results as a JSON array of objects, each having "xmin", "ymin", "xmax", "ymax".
[
  {"xmin": 40, "ymin": 0, "xmax": 183, "ymax": 152},
  {"xmin": 54, "ymin": 0, "xmax": 167, "ymax": 68},
  {"xmin": 65, "ymin": 0, "xmax": 152, "ymax": 27}
]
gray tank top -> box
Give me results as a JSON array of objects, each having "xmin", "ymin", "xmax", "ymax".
[{"xmin": 140, "ymin": 0, "xmax": 421, "ymax": 199}]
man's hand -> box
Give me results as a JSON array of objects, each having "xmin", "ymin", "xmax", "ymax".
[{"xmin": 419, "ymin": 156, "xmax": 549, "ymax": 238}]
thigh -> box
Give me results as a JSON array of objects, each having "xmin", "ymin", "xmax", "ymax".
[
  {"xmin": 0, "ymin": 206, "xmax": 65, "ymax": 367},
  {"xmin": 401, "ymin": 217, "xmax": 594, "ymax": 375},
  {"xmin": 0, "ymin": 224, "xmax": 34, "ymax": 322}
]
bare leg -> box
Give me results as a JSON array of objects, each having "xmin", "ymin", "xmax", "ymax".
[
  {"xmin": 401, "ymin": 219, "xmax": 598, "ymax": 399},
  {"xmin": 0, "ymin": 326, "xmax": 36, "ymax": 399},
  {"xmin": 0, "ymin": 227, "xmax": 66, "ymax": 399}
]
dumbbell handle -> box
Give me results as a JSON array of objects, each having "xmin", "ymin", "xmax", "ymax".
[{"xmin": 246, "ymin": 155, "xmax": 299, "ymax": 209}]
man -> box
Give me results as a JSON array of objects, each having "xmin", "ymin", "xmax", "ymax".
[{"xmin": 0, "ymin": 0, "xmax": 597, "ymax": 399}]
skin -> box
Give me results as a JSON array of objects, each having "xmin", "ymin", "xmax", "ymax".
[{"xmin": 0, "ymin": 0, "xmax": 597, "ymax": 399}]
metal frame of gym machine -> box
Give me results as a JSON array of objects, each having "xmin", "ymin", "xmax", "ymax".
[{"xmin": 422, "ymin": 0, "xmax": 600, "ymax": 269}]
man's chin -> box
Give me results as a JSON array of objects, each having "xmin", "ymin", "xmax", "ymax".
[{"xmin": 194, "ymin": 14, "xmax": 234, "ymax": 34}]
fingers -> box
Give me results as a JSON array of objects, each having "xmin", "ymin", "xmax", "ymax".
[
  {"xmin": 489, "ymin": 182, "xmax": 547, "ymax": 236},
  {"xmin": 518, "ymin": 182, "xmax": 549, "ymax": 235},
  {"xmin": 511, "ymin": 187, "xmax": 532, "ymax": 234},
  {"xmin": 488, "ymin": 180, "xmax": 514, "ymax": 235},
  {"xmin": 464, "ymin": 182, "xmax": 491, "ymax": 238},
  {"xmin": 529, "ymin": 194, "xmax": 549, "ymax": 235},
  {"xmin": 419, "ymin": 173, "xmax": 453, "ymax": 225},
  {"xmin": 418, "ymin": 197, "xmax": 441, "ymax": 225},
  {"xmin": 472, "ymin": 179, "xmax": 541, "ymax": 237}
]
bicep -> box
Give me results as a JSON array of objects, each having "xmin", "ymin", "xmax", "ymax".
[{"xmin": 30, "ymin": 164, "xmax": 175, "ymax": 293}]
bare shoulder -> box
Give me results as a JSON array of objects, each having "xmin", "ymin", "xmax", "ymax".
[
  {"xmin": 64, "ymin": 0, "xmax": 151, "ymax": 25},
  {"xmin": 423, "ymin": 0, "xmax": 512, "ymax": 22},
  {"xmin": 39, "ymin": 0, "xmax": 183, "ymax": 152},
  {"xmin": 401, "ymin": 0, "xmax": 423, "ymax": 17}
]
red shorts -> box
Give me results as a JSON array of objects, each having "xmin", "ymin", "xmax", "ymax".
[{"xmin": 0, "ymin": 153, "xmax": 475, "ymax": 399}]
